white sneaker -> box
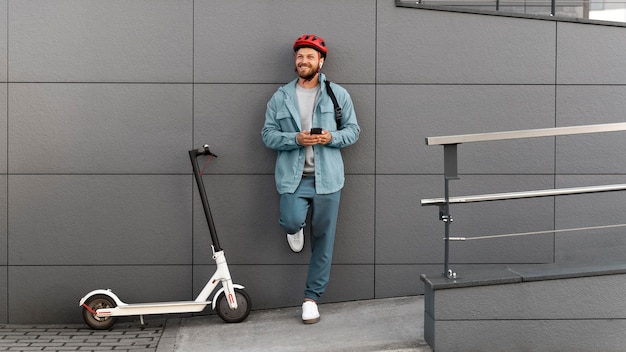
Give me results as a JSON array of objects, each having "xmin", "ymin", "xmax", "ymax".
[
  {"xmin": 302, "ymin": 300, "xmax": 320, "ymax": 324},
  {"xmin": 286, "ymin": 228, "xmax": 304, "ymax": 253}
]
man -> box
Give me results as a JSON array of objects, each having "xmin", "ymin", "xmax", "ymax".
[{"xmin": 261, "ymin": 34, "xmax": 360, "ymax": 324}]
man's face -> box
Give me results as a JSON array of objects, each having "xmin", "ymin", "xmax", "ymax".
[{"xmin": 295, "ymin": 47, "xmax": 324, "ymax": 80}]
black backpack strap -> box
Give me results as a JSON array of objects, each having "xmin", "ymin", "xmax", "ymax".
[{"xmin": 325, "ymin": 80, "xmax": 343, "ymax": 129}]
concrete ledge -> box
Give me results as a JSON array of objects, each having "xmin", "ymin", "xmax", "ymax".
[{"xmin": 421, "ymin": 262, "xmax": 626, "ymax": 351}]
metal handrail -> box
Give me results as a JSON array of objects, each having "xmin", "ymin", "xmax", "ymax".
[
  {"xmin": 423, "ymin": 122, "xmax": 626, "ymax": 279},
  {"xmin": 448, "ymin": 223, "xmax": 626, "ymax": 241},
  {"xmin": 421, "ymin": 183, "xmax": 626, "ymax": 206},
  {"xmin": 425, "ymin": 122, "xmax": 626, "ymax": 146}
]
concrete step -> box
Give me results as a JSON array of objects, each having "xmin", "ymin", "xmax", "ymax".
[{"xmin": 421, "ymin": 261, "xmax": 626, "ymax": 352}]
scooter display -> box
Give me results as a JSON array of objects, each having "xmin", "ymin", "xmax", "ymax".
[{"xmin": 79, "ymin": 145, "xmax": 251, "ymax": 330}]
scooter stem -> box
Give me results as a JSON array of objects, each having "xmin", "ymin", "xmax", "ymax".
[{"xmin": 189, "ymin": 148, "xmax": 222, "ymax": 252}]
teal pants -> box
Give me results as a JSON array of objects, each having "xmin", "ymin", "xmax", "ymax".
[{"xmin": 279, "ymin": 177, "xmax": 341, "ymax": 301}]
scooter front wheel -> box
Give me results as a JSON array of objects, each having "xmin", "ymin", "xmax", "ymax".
[
  {"xmin": 216, "ymin": 288, "xmax": 251, "ymax": 323},
  {"xmin": 82, "ymin": 294, "xmax": 117, "ymax": 330}
]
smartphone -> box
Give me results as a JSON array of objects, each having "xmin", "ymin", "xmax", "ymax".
[{"xmin": 311, "ymin": 128, "xmax": 322, "ymax": 135}]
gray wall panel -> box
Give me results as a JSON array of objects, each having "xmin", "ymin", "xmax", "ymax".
[
  {"xmin": 557, "ymin": 86, "xmax": 626, "ymax": 122},
  {"xmin": 194, "ymin": 0, "xmax": 376, "ymax": 84},
  {"xmin": 192, "ymin": 174, "xmax": 285, "ymax": 265},
  {"xmin": 376, "ymin": 265, "xmax": 439, "ymax": 297},
  {"xmin": 9, "ymin": 175, "xmax": 192, "ymax": 265},
  {"xmin": 555, "ymin": 175, "xmax": 626, "ymax": 263},
  {"xmin": 322, "ymin": 264, "xmax": 375, "ymax": 302},
  {"xmin": 0, "ymin": 173, "xmax": 3, "ymax": 322},
  {"xmin": 377, "ymin": 2, "xmax": 556, "ymax": 84},
  {"xmin": 0, "ymin": 85, "xmax": 5, "ymax": 174},
  {"xmin": 9, "ymin": 84, "xmax": 192, "ymax": 174},
  {"xmin": 333, "ymin": 175, "xmax": 376, "ymax": 264},
  {"xmin": 556, "ymin": 85, "xmax": 626, "ymax": 174},
  {"xmin": 0, "ymin": 1, "xmax": 6, "ymax": 82},
  {"xmin": 446, "ymin": 175, "xmax": 555, "ymax": 263},
  {"xmin": 9, "ymin": 0, "xmax": 193, "ymax": 82},
  {"xmin": 377, "ymin": 85, "xmax": 556, "ymax": 175},
  {"xmin": 193, "ymin": 84, "xmax": 287, "ymax": 174},
  {"xmin": 377, "ymin": 175, "xmax": 444, "ymax": 264},
  {"xmin": 556, "ymin": 131, "xmax": 626, "ymax": 174},
  {"xmin": 0, "ymin": 268, "xmax": 5, "ymax": 323},
  {"xmin": 557, "ymin": 22, "xmax": 626, "ymax": 84},
  {"xmin": 0, "ymin": 176, "xmax": 5, "ymax": 264},
  {"xmin": 9, "ymin": 265, "xmax": 192, "ymax": 324}
]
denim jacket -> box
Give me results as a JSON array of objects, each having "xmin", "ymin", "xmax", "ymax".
[{"xmin": 262, "ymin": 73, "xmax": 360, "ymax": 194}]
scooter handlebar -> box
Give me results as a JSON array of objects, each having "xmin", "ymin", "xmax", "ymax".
[{"xmin": 191, "ymin": 144, "xmax": 217, "ymax": 157}]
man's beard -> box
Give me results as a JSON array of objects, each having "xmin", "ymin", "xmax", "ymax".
[{"xmin": 295, "ymin": 63, "xmax": 320, "ymax": 81}]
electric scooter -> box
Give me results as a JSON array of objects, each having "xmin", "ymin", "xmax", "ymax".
[{"xmin": 79, "ymin": 145, "xmax": 251, "ymax": 330}]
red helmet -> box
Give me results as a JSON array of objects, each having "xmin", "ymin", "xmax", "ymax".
[{"xmin": 293, "ymin": 34, "xmax": 327, "ymax": 58}]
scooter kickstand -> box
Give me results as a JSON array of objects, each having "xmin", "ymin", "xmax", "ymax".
[{"xmin": 140, "ymin": 315, "xmax": 145, "ymax": 325}]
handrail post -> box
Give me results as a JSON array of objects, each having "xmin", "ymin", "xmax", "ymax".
[{"xmin": 442, "ymin": 144, "xmax": 459, "ymax": 279}]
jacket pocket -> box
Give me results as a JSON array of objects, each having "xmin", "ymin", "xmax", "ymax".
[
  {"xmin": 276, "ymin": 109, "xmax": 297, "ymax": 132},
  {"xmin": 318, "ymin": 102, "xmax": 337, "ymax": 131}
]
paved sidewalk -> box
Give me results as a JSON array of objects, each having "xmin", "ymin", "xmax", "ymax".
[
  {"xmin": 0, "ymin": 296, "xmax": 429, "ymax": 351},
  {"xmin": 0, "ymin": 320, "xmax": 166, "ymax": 351}
]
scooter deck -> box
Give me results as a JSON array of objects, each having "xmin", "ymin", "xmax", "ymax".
[{"xmin": 99, "ymin": 300, "xmax": 211, "ymax": 317}]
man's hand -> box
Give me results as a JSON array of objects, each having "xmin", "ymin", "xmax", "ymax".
[{"xmin": 297, "ymin": 130, "xmax": 332, "ymax": 146}]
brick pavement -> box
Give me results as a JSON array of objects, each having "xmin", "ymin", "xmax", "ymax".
[{"xmin": 0, "ymin": 320, "xmax": 166, "ymax": 352}]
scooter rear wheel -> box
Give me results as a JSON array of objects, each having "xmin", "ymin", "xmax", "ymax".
[
  {"xmin": 82, "ymin": 294, "xmax": 117, "ymax": 330},
  {"xmin": 216, "ymin": 288, "xmax": 251, "ymax": 323}
]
